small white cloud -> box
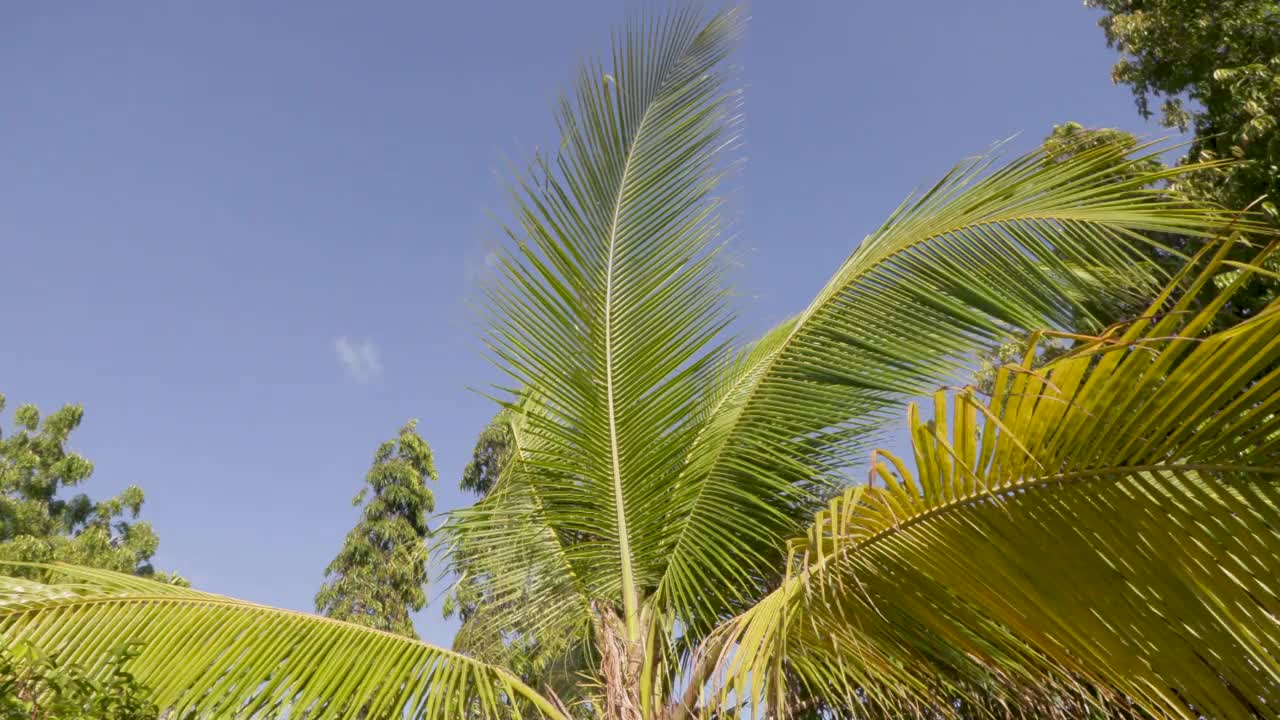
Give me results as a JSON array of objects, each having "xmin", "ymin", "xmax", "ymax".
[
  {"xmin": 334, "ymin": 337, "xmax": 383, "ymax": 383},
  {"xmin": 463, "ymin": 250, "xmax": 502, "ymax": 285}
]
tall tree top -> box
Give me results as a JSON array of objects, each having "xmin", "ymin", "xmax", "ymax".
[{"xmin": 314, "ymin": 419, "xmax": 437, "ymax": 639}]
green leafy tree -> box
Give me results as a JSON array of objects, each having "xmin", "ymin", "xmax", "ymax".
[
  {"xmin": 446, "ymin": 408, "xmax": 516, "ymax": 641},
  {"xmin": 447, "ymin": 410, "xmax": 515, "ymax": 626},
  {"xmin": 0, "ymin": 637, "xmax": 158, "ymax": 720},
  {"xmin": 315, "ymin": 420, "xmax": 437, "ymax": 639},
  {"xmin": 0, "ymin": 394, "xmax": 180, "ymax": 584},
  {"xmin": 1088, "ymin": 0, "xmax": 1280, "ymax": 314},
  {"xmin": 2, "ymin": 7, "xmax": 1278, "ymax": 720},
  {"xmin": 1089, "ymin": 0, "xmax": 1280, "ymax": 217},
  {"xmin": 461, "ymin": 409, "xmax": 514, "ymax": 498}
]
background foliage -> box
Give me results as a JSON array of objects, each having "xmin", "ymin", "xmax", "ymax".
[
  {"xmin": 0, "ymin": 637, "xmax": 157, "ymax": 720},
  {"xmin": 0, "ymin": 394, "xmax": 180, "ymax": 586},
  {"xmin": 1089, "ymin": 0, "xmax": 1279, "ymax": 221}
]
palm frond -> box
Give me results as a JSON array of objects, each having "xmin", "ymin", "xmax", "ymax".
[
  {"xmin": 653, "ymin": 319, "xmax": 801, "ymax": 627},
  {"xmin": 653, "ymin": 141, "xmax": 1262, "ymax": 627},
  {"xmin": 481, "ymin": 5, "xmax": 743, "ymax": 640},
  {"xmin": 711, "ymin": 238, "xmax": 1280, "ymax": 719},
  {"xmin": 446, "ymin": 403, "xmax": 594, "ymax": 682},
  {"xmin": 0, "ymin": 564, "xmax": 565, "ymax": 719}
]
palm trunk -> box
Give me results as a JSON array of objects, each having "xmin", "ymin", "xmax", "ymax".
[{"xmin": 593, "ymin": 603, "xmax": 655, "ymax": 720}]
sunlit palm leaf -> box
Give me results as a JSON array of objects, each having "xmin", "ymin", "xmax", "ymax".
[
  {"xmin": 653, "ymin": 141, "xmax": 1258, "ymax": 628},
  {"xmin": 0, "ymin": 565, "xmax": 565, "ymax": 719},
  {"xmin": 711, "ymin": 239, "xmax": 1280, "ymax": 719},
  {"xmin": 481, "ymin": 6, "xmax": 743, "ymax": 641}
]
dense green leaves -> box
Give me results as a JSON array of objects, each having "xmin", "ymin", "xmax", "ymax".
[
  {"xmin": 0, "ymin": 394, "xmax": 180, "ymax": 585},
  {"xmin": 1089, "ymin": 0, "xmax": 1280, "ymax": 222},
  {"xmin": 315, "ymin": 420, "xmax": 437, "ymax": 639},
  {"xmin": 460, "ymin": 410, "xmax": 515, "ymax": 497},
  {"xmin": 0, "ymin": 637, "xmax": 158, "ymax": 720},
  {"xmin": 1088, "ymin": 0, "xmax": 1280, "ymax": 325}
]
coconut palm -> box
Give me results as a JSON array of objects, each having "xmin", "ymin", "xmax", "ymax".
[{"xmin": 3, "ymin": 5, "xmax": 1278, "ymax": 719}]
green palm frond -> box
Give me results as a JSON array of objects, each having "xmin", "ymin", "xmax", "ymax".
[
  {"xmin": 652, "ymin": 140, "xmax": 1263, "ymax": 627},
  {"xmin": 447, "ymin": 404, "xmax": 594, "ymax": 680},
  {"xmin": 0, "ymin": 564, "xmax": 566, "ymax": 719},
  {"xmin": 710, "ymin": 239, "xmax": 1280, "ymax": 719},
  {"xmin": 481, "ymin": 5, "xmax": 743, "ymax": 641},
  {"xmin": 653, "ymin": 319, "xmax": 798, "ymax": 624}
]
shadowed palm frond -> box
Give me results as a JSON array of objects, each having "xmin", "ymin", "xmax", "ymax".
[
  {"xmin": 710, "ymin": 238, "xmax": 1280, "ymax": 719},
  {"xmin": 0, "ymin": 564, "xmax": 566, "ymax": 719}
]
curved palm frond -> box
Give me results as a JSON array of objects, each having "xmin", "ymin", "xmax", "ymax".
[
  {"xmin": 710, "ymin": 239, "xmax": 1280, "ymax": 719},
  {"xmin": 446, "ymin": 403, "xmax": 595, "ymax": 686},
  {"xmin": 653, "ymin": 318, "xmax": 798, "ymax": 624},
  {"xmin": 0, "ymin": 564, "xmax": 565, "ymax": 719},
  {"xmin": 480, "ymin": 4, "xmax": 743, "ymax": 642},
  {"xmin": 653, "ymin": 140, "xmax": 1264, "ymax": 626}
]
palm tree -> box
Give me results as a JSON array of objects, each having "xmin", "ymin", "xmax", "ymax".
[{"xmin": 2, "ymin": 6, "xmax": 1277, "ymax": 719}]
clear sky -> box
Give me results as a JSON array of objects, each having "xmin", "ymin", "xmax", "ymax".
[{"xmin": 1, "ymin": 1, "xmax": 1150, "ymax": 648}]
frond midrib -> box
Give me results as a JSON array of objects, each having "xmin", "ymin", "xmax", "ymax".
[
  {"xmin": 602, "ymin": 104, "xmax": 646, "ymax": 642},
  {"xmin": 806, "ymin": 461, "xmax": 1280, "ymax": 582},
  {"xmin": 599, "ymin": 24, "xmax": 706, "ymax": 641}
]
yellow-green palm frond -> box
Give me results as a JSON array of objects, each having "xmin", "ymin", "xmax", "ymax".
[
  {"xmin": 0, "ymin": 564, "xmax": 566, "ymax": 719},
  {"xmin": 653, "ymin": 138, "xmax": 1260, "ymax": 631},
  {"xmin": 711, "ymin": 238, "xmax": 1280, "ymax": 719}
]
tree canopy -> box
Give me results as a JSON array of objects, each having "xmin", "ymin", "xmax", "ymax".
[
  {"xmin": 460, "ymin": 409, "xmax": 514, "ymax": 497},
  {"xmin": 0, "ymin": 636, "xmax": 158, "ymax": 720},
  {"xmin": 0, "ymin": 394, "xmax": 179, "ymax": 584},
  {"xmin": 315, "ymin": 419, "xmax": 437, "ymax": 639},
  {"xmin": 1089, "ymin": 0, "xmax": 1280, "ymax": 315},
  {"xmin": 1090, "ymin": 0, "xmax": 1279, "ymax": 214}
]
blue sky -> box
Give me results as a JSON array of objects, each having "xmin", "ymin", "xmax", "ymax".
[{"xmin": 1, "ymin": 1, "xmax": 1150, "ymax": 648}]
